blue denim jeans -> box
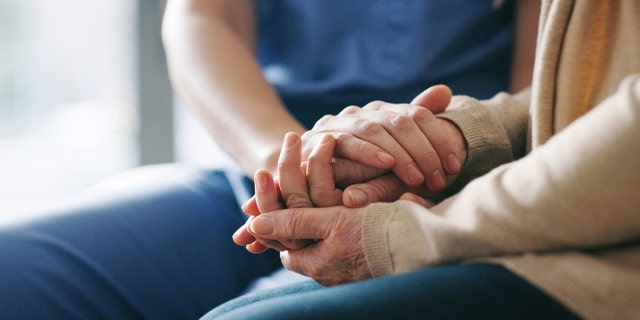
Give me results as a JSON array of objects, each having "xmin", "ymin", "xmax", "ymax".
[
  {"xmin": 0, "ymin": 165, "xmax": 579, "ymax": 319},
  {"xmin": 203, "ymin": 264, "xmax": 580, "ymax": 320},
  {"xmin": 0, "ymin": 165, "xmax": 281, "ymax": 319}
]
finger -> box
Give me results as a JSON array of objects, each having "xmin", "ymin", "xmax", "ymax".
[
  {"xmin": 251, "ymin": 236, "xmax": 307, "ymax": 252},
  {"xmin": 342, "ymin": 174, "xmax": 428, "ymax": 207},
  {"xmin": 254, "ymin": 170, "xmax": 284, "ymax": 213},
  {"xmin": 253, "ymin": 170, "xmax": 301, "ymax": 261},
  {"xmin": 381, "ymin": 107, "xmax": 463, "ymax": 176},
  {"xmin": 235, "ymin": 217, "xmax": 289, "ymax": 253},
  {"xmin": 399, "ymin": 192, "xmax": 435, "ymax": 208},
  {"xmin": 301, "ymin": 130, "xmax": 395, "ymax": 170},
  {"xmin": 331, "ymin": 157, "xmax": 387, "ymax": 189},
  {"xmin": 248, "ymin": 227, "xmax": 299, "ymax": 252},
  {"xmin": 249, "ymin": 208, "xmax": 336, "ymax": 241},
  {"xmin": 241, "ymin": 195, "xmax": 261, "ymax": 216},
  {"xmin": 278, "ymin": 132, "xmax": 314, "ymax": 209},
  {"xmin": 240, "ymin": 217, "xmax": 293, "ymax": 252},
  {"xmin": 410, "ymin": 84, "xmax": 452, "ymax": 113},
  {"xmin": 307, "ymin": 134, "xmax": 343, "ymax": 207},
  {"xmin": 275, "ymin": 132, "xmax": 314, "ymax": 250},
  {"xmin": 355, "ymin": 106, "xmax": 445, "ymax": 191},
  {"xmin": 246, "ymin": 241, "xmax": 269, "ymax": 254},
  {"xmin": 233, "ymin": 224, "xmax": 256, "ymax": 246},
  {"xmin": 391, "ymin": 107, "xmax": 451, "ymax": 185},
  {"xmin": 420, "ymin": 118, "xmax": 465, "ymax": 175},
  {"xmin": 279, "ymin": 248, "xmax": 322, "ymax": 282},
  {"xmin": 310, "ymin": 112, "xmax": 422, "ymax": 186},
  {"xmin": 367, "ymin": 87, "xmax": 457, "ymax": 182},
  {"xmin": 248, "ymin": 178, "xmax": 303, "ymax": 251},
  {"xmin": 332, "ymin": 133, "xmax": 395, "ymax": 169},
  {"xmin": 235, "ymin": 219, "xmax": 307, "ymax": 251},
  {"xmin": 332, "ymin": 114, "xmax": 427, "ymax": 187},
  {"xmin": 411, "ymin": 86, "xmax": 464, "ymax": 175}
]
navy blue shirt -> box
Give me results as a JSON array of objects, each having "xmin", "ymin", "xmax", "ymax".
[{"xmin": 257, "ymin": 0, "xmax": 514, "ymax": 128}]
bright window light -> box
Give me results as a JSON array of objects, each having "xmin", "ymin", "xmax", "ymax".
[{"xmin": 0, "ymin": 0, "xmax": 137, "ymax": 224}]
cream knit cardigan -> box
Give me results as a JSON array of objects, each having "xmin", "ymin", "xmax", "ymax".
[{"xmin": 361, "ymin": 1, "xmax": 640, "ymax": 319}]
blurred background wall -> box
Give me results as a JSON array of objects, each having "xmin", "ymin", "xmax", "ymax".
[{"xmin": 0, "ymin": 0, "xmax": 220, "ymax": 224}]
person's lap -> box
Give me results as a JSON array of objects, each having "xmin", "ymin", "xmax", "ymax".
[
  {"xmin": 0, "ymin": 165, "xmax": 582, "ymax": 319},
  {"xmin": 0, "ymin": 164, "xmax": 281, "ymax": 319},
  {"xmin": 203, "ymin": 263, "xmax": 580, "ymax": 320}
]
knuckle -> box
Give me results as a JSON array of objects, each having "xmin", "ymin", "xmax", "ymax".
[
  {"xmin": 283, "ymin": 239, "xmax": 306, "ymax": 250},
  {"xmin": 339, "ymin": 105, "xmax": 361, "ymax": 115},
  {"xmin": 277, "ymin": 158, "xmax": 296, "ymax": 170},
  {"xmin": 280, "ymin": 252, "xmax": 294, "ymax": 270},
  {"xmin": 417, "ymin": 149, "xmax": 440, "ymax": 165},
  {"xmin": 389, "ymin": 114, "xmax": 414, "ymax": 132},
  {"xmin": 309, "ymin": 188, "xmax": 340, "ymax": 207},
  {"xmin": 281, "ymin": 213, "xmax": 299, "ymax": 239},
  {"xmin": 313, "ymin": 114, "xmax": 334, "ymax": 128},
  {"xmin": 300, "ymin": 130, "xmax": 313, "ymax": 142},
  {"xmin": 306, "ymin": 259, "xmax": 326, "ymax": 280},
  {"xmin": 306, "ymin": 152, "xmax": 324, "ymax": 166},
  {"xmin": 433, "ymin": 134, "xmax": 453, "ymax": 151},
  {"xmin": 332, "ymin": 132, "xmax": 351, "ymax": 144},
  {"xmin": 285, "ymin": 193, "xmax": 312, "ymax": 208},
  {"xmin": 351, "ymin": 139, "xmax": 373, "ymax": 160},
  {"xmin": 356, "ymin": 119, "xmax": 384, "ymax": 136},
  {"xmin": 362, "ymin": 100, "xmax": 385, "ymax": 110},
  {"xmin": 308, "ymin": 188, "xmax": 325, "ymax": 203},
  {"xmin": 408, "ymin": 106, "xmax": 433, "ymax": 123}
]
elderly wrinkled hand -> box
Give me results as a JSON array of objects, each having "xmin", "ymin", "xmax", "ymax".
[
  {"xmin": 236, "ymin": 131, "xmax": 434, "ymax": 285},
  {"xmin": 235, "ymin": 132, "xmax": 340, "ymax": 253},
  {"xmin": 235, "ymin": 132, "xmax": 371, "ymax": 285},
  {"xmin": 249, "ymin": 204, "xmax": 371, "ymax": 286}
]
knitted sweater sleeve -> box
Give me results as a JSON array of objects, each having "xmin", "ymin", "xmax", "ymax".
[
  {"xmin": 435, "ymin": 89, "xmax": 530, "ymax": 196},
  {"xmin": 362, "ymin": 75, "xmax": 640, "ymax": 277}
]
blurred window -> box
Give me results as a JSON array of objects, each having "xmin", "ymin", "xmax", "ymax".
[{"xmin": 0, "ymin": 0, "xmax": 137, "ymax": 219}]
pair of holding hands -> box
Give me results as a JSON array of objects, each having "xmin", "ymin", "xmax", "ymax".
[{"xmin": 233, "ymin": 85, "xmax": 466, "ymax": 285}]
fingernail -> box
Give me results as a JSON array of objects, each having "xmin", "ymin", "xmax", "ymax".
[
  {"xmin": 376, "ymin": 151, "xmax": 394, "ymax": 166},
  {"xmin": 446, "ymin": 154, "xmax": 461, "ymax": 173},
  {"xmin": 429, "ymin": 170, "xmax": 445, "ymax": 191},
  {"xmin": 250, "ymin": 216, "xmax": 274, "ymax": 235},
  {"xmin": 234, "ymin": 219, "xmax": 250, "ymax": 239},
  {"xmin": 284, "ymin": 132, "xmax": 298, "ymax": 148},
  {"xmin": 346, "ymin": 189, "xmax": 368, "ymax": 206},
  {"xmin": 232, "ymin": 227, "xmax": 242, "ymax": 239},
  {"xmin": 407, "ymin": 164, "xmax": 424, "ymax": 185}
]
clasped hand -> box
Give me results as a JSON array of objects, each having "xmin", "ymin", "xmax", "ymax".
[
  {"xmin": 301, "ymin": 84, "xmax": 466, "ymax": 207},
  {"xmin": 233, "ymin": 85, "xmax": 465, "ymax": 285}
]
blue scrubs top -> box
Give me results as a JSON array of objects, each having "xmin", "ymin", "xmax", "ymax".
[{"xmin": 257, "ymin": 0, "xmax": 515, "ymax": 128}]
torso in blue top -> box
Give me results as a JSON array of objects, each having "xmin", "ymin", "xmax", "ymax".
[{"xmin": 257, "ymin": 0, "xmax": 514, "ymax": 128}]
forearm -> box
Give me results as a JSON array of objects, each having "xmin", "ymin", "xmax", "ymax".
[{"xmin": 162, "ymin": 0, "xmax": 306, "ymax": 175}]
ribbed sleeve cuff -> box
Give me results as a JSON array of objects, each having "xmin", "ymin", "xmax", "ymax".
[
  {"xmin": 437, "ymin": 96, "xmax": 513, "ymax": 196},
  {"xmin": 362, "ymin": 202, "xmax": 396, "ymax": 277}
]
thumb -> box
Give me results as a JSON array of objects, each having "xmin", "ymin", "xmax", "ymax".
[
  {"xmin": 249, "ymin": 208, "xmax": 332, "ymax": 240},
  {"xmin": 410, "ymin": 84, "xmax": 452, "ymax": 114}
]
